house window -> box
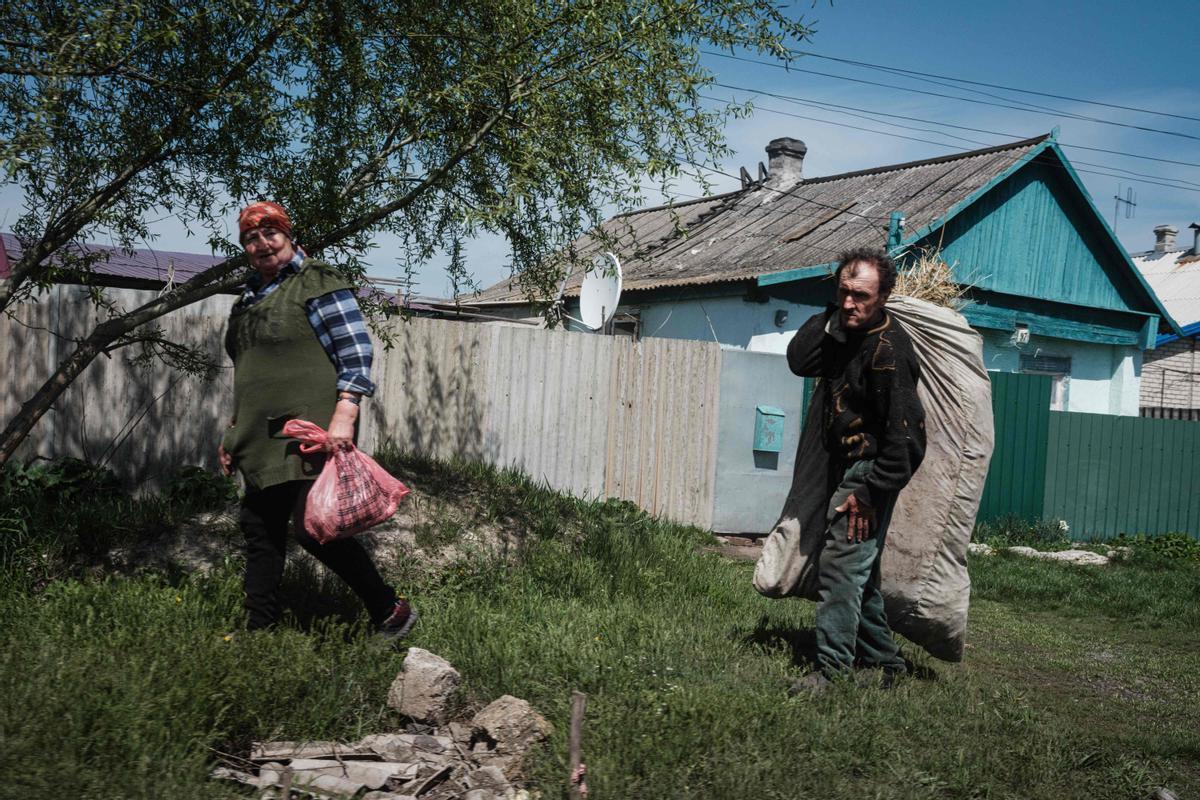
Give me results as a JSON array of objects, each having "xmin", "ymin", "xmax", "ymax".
[
  {"xmin": 611, "ymin": 312, "xmax": 641, "ymax": 339},
  {"xmin": 1020, "ymin": 354, "xmax": 1071, "ymax": 411}
]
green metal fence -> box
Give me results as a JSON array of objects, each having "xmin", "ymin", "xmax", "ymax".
[
  {"xmin": 1044, "ymin": 412, "xmax": 1200, "ymax": 539},
  {"xmin": 978, "ymin": 373, "xmax": 1051, "ymax": 523},
  {"xmin": 978, "ymin": 372, "xmax": 1200, "ymax": 539}
]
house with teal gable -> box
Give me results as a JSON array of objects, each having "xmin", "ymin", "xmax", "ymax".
[{"xmin": 468, "ymin": 132, "xmax": 1181, "ymax": 416}]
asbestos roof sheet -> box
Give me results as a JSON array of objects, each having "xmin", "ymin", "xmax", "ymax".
[
  {"xmin": 466, "ymin": 135, "xmax": 1050, "ymax": 305},
  {"xmin": 1131, "ymin": 246, "xmax": 1200, "ymax": 330}
]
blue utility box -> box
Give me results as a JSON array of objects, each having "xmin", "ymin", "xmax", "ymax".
[{"xmin": 753, "ymin": 405, "xmax": 785, "ymax": 452}]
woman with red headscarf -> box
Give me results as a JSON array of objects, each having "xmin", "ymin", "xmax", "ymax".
[{"xmin": 219, "ymin": 201, "xmax": 415, "ymax": 637}]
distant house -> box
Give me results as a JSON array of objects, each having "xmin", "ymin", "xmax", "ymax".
[
  {"xmin": 1132, "ymin": 224, "xmax": 1200, "ymax": 419},
  {"xmin": 0, "ymin": 232, "xmax": 226, "ymax": 290},
  {"xmin": 467, "ymin": 132, "xmax": 1180, "ymax": 416},
  {"xmin": 0, "ymin": 232, "xmax": 406, "ymax": 313}
]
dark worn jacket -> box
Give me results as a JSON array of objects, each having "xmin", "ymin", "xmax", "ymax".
[{"xmin": 787, "ymin": 306, "xmax": 927, "ymax": 507}]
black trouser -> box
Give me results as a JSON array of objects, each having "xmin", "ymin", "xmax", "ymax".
[{"xmin": 240, "ymin": 481, "xmax": 396, "ymax": 630}]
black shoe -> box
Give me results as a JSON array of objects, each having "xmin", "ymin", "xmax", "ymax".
[
  {"xmin": 378, "ymin": 597, "xmax": 419, "ymax": 640},
  {"xmin": 854, "ymin": 667, "xmax": 905, "ymax": 689},
  {"xmin": 788, "ymin": 671, "xmax": 833, "ymax": 697}
]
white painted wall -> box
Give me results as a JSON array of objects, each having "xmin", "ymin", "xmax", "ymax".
[
  {"xmin": 625, "ymin": 296, "xmax": 1146, "ymax": 416},
  {"xmin": 980, "ymin": 330, "xmax": 1141, "ymax": 416},
  {"xmin": 620, "ymin": 294, "xmax": 823, "ymax": 355}
]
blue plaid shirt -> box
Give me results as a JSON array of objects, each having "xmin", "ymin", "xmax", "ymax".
[{"xmin": 235, "ymin": 250, "xmax": 376, "ymax": 396}]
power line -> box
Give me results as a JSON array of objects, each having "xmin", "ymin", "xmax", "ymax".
[
  {"xmin": 786, "ymin": 49, "xmax": 1200, "ymax": 125},
  {"xmin": 710, "ymin": 96, "xmax": 1200, "ymax": 195},
  {"xmin": 710, "ymin": 82, "xmax": 1200, "ymax": 183},
  {"xmin": 741, "ymin": 90, "xmax": 1200, "ymax": 172},
  {"xmin": 706, "ymin": 88, "xmax": 1200, "ymax": 192},
  {"xmin": 702, "ymin": 50, "xmax": 1200, "ymax": 142}
]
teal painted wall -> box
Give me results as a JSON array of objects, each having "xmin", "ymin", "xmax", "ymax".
[{"xmin": 933, "ymin": 161, "xmax": 1145, "ymax": 314}]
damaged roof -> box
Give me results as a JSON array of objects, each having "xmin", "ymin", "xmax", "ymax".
[{"xmin": 467, "ymin": 134, "xmax": 1052, "ymax": 305}]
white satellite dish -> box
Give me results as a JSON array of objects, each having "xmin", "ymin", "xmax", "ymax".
[{"xmin": 577, "ymin": 252, "xmax": 622, "ymax": 332}]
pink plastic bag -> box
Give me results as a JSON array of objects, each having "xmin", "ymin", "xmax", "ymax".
[{"xmin": 282, "ymin": 419, "xmax": 410, "ymax": 544}]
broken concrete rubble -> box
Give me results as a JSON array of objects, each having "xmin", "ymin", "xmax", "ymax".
[
  {"xmin": 471, "ymin": 695, "xmax": 554, "ymax": 779},
  {"xmin": 388, "ymin": 647, "xmax": 462, "ymax": 725},
  {"xmin": 215, "ymin": 649, "xmax": 551, "ymax": 799},
  {"xmin": 967, "ymin": 541, "xmax": 1130, "ymax": 566}
]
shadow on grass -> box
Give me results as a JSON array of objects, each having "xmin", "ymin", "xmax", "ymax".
[
  {"xmin": 741, "ymin": 614, "xmax": 942, "ymax": 681},
  {"xmin": 741, "ymin": 615, "xmax": 819, "ymax": 669}
]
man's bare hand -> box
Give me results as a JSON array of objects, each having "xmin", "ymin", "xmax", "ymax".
[{"xmin": 835, "ymin": 492, "xmax": 875, "ymax": 542}]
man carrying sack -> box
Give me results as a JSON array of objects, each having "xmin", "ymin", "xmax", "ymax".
[{"xmin": 784, "ymin": 248, "xmax": 926, "ymax": 694}]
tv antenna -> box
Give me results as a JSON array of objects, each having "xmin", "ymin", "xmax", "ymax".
[{"xmin": 1112, "ymin": 184, "xmax": 1137, "ymax": 234}]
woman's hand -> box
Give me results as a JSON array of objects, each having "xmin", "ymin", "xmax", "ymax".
[
  {"xmin": 218, "ymin": 443, "xmax": 234, "ymax": 476},
  {"xmin": 326, "ymin": 396, "xmax": 359, "ymax": 451},
  {"xmin": 219, "ymin": 420, "xmax": 236, "ymax": 475}
]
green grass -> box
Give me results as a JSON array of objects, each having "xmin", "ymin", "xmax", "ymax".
[{"xmin": 1, "ymin": 453, "xmax": 1197, "ymax": 799}]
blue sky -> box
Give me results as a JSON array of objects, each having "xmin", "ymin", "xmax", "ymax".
[
  {"xmin": 428, "ymin": 0, "xmax": 1200, "ymax": 296},
  {"xmin": 5, "ymin": 1, "xmax": 1197, "ymax": 297}
]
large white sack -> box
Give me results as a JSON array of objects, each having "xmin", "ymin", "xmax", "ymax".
[{"xmin": 753, "ymin": 296, "xmax": 994, "ymax": 662}]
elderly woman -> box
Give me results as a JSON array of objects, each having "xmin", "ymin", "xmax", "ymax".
[{"xmin": 218, "ymin": 201, "xmax": 415, "ymax": 637}]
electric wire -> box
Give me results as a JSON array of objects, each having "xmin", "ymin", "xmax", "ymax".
[
  {"xmin": 702, "ymin": 91, "xmax": 1200, "ymax": 194},
  {"xmin": 710, "ymin": 84, "xmax": 1200, "ymax": 169},
  {"xmin": 751, "ymin": 93, "xmax": 1200, "ymax": 187},
  {"xmin": 702, "ymin": 50, "xmax": 1200, "ymax": 142},
  {"xmin": 785, "ymin": 49, "xmax": 1200, "ymax": 125}
]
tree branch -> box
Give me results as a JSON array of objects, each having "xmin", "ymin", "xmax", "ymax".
[{"xmin": 0, "ymin": 0, "xmax": 312, "ymax": 313}]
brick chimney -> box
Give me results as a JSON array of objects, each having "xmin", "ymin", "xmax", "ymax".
[
  {"xmin": 1190, "ymin": 223, "xmax": 1200, "ymax": 256},
  {"xmin": 765, "ymin": 137, "xmax": 807, "ymax": 187},
  {"xmin": 1153, "ymin": 224, "xmax": 1178, "ymax": 253}
]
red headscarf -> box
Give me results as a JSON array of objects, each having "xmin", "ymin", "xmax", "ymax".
[{"xmin": 238, "ymin": 201, "xmax": 293, "ymax": 241}]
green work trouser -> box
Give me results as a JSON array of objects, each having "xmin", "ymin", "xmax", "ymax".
[{"xmin": 815, "ymin": 458, "xmax": 907, "ymax": 678}]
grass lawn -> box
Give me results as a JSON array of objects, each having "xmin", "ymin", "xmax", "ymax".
[{"xmin": 1, "ymin": 452, "xmax": 1196, "ymax": 799}]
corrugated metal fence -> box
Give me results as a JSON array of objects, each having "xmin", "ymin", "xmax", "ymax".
[
  {"xmin": 362, "ymin": 318, "xmax": 722, "ymax": 527},
  {"xmin": 8, "ymin": 292, "xmax": 1196, "ymax": 537},
  {"xmin": 977, "ymin": 373, "xmax": 1051, "ymax": 523},
  {"xmin": 2, "ymin": 300, "xmax": 721, "ymax": 529},
  {"xmin": 0, "ymin": 285, "xmax": 233, "ymax": 481},
  {"xmin": 980, "ymin": 372, "xmax": 1200, "ymax": 539}
]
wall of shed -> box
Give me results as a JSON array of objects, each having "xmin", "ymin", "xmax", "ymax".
[
  {"xmin": 711, "ymin": 349, "xmax": 804, "ymax": 533},
  {"xmin": 610, "ymin": 293, "xmax": 825, "ymax": 355}
]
